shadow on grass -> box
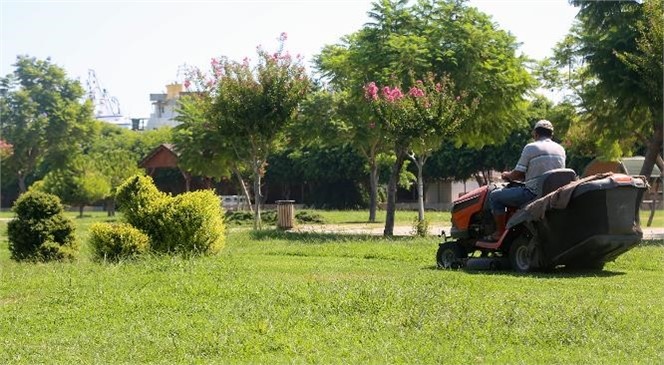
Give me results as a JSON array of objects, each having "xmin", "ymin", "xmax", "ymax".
[
  {"xmin": 251, "ymin": 229, "xmax": 421, "ymax": 243},
  {"xmin": 640, "ymin": 239, "xmax": 664, "ymax": 247},
  {"xmin": 340, "ymin": 220, "xmax": 385, "ymax": 224},
  {"xmin": 425, "ymin": 264, "xmax": 626, "ymax": 278}
]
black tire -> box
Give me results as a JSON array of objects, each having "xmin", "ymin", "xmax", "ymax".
[
  {"xmin": 436, "ymin": 242, "xmax": 466, "ymax": 269},
  {"xmin": 509, "ymin": 237, "xmax": 533, "ymax": 273}
]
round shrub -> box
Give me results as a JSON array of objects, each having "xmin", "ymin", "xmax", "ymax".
[
  {"xmin": 7, "ymin": 191, "xmax": 78, "ymax": 262},
  {"xmin": 156, "ymin": 190, "xmax": 226, "ymax": 255},
  {"xmin": 115, "ymin": 174, "xmax": 169, "ymax": 241},
  {"xmin": 89, "ymin": 222, "xmax": 150, "ymax": 262},
  {"xmin": 115, "ymin": 174, "xmax": 168, "ymax": 223}
]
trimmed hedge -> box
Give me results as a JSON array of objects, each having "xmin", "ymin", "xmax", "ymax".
[
  {"xmin": 115, "ymin": 175, "xmax": 225, "ymax": 255},
  {"xmin": 89, "ymin": 222, "xmax": 150, "ymax": 262},
  {"xmin": 7, "ymin": 191, "xmax": 78, "ymax": 262},
  {"xmin": 156, "ymin": 190, "xmax": 226, "ymax": 254}
]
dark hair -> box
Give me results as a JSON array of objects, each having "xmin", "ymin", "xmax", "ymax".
[{"xmin": 534, "ymin": 127, "xmax": 553, "ymax": 138}]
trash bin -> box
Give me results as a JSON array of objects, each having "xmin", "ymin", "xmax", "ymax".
[{"xmin": 276, "ymin": 200, "xmax": 295, "ymax": 230}]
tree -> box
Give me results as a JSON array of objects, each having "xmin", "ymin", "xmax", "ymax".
[
  {"xmin": 38, "ymin": 156, "xmax": 111, "ymax": 217},
  {"xmin": 365, "ymin": 74, "xmax": 476, "ymax": 236},
  {"xmin": 0, "ymin": 56, "xmax": 95, "ymax": 193},
  {"xmin": 173, "ymin": 93, "xmax": 254, "ymax": 212},
  {"xmin": 316, "ymin": 0, "xmax": 534, "ymax": 234},
  {"xmin": 187, "ymin": 33, "xmax": 310, "ymax": 229},
  {"xmin": 547, "ymin": 0, "xmax": 662, "ymax": 176},
  {"xmin": 287, "ymin": 89, "xmax": 390, "ymax": 221}
]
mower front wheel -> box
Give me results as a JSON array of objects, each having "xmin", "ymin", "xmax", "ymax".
[
  {"xmin": 509, "ymin": 238, "xmax": 533, "ymax": 272},
  {"xmin": 436, "ymin": 242, "xmax": 466, "ymax": 269}
]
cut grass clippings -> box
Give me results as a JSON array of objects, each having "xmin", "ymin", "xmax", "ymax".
[{"xmin": 0, "ymin": 214, "xmax": 662, "ymax": 364}]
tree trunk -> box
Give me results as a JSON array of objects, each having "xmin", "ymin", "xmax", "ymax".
[
  {"xmin": 252, "ymin": 166, "xmax": 262, "ymax": 231},
  {"xmin": 639, "ymin": 124, "xmax": 663, "ymax": 179},
  {"xmin": 181, "ymin": 170, "xmax": 191, "ymax": 192},
  {"xmin": 233, "ymin": 167, "xmax": 254, "ymax": 213},
  {"xmin": 368, "ymin": 158, "xmax": 379, "ymax": 223},
  {"xmin": 473, "ymin": 173, "xmax": 485, "ymax": 186},
  {"xmin": 384, "ymin": 145, "xmax": 407, "ymax": 237},
  {"xmin": 416, "ymin": 158, "xmax": 425, "ymax": 222},
  {"xmin": 106, "ymin": 198, "xmax": 115, "ymax": 217},
  {"xmin": 79, "ymin": 205, "xmax": 84, "ymax": 218},
  {"xmin": 17, "ymin": 172, "xmax": 27, "ymax": 194},
  {"xmin": 408, "ymin": 152, "xmax": 426, "ymax": 222}
]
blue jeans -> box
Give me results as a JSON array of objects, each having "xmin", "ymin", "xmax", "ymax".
[{"xmin": 489, "ymin": 186, "xmax": 536, "ymax": 214}]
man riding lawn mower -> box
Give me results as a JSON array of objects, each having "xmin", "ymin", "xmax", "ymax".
[{"xmin": 436, "ymin": 120, "xmax": 648, "ymax": 272}]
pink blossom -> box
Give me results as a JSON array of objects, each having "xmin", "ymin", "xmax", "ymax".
[
  {"xmin": 435, "ymin": 83, "xmax": 442, "ymax": 92},
  {"xmin": 385, "ymin": 87, "xmax": 403, "ymax": 102},
  {"xmin": 408, "ymin": 87, "xmax": 425, "ymax": 98},
  {"xmin": 184, "ymin": 79, "xmax": 191, "ymax": 89},
  {"xmin": 243, "ymin": 57, "xmax": 250, "ymax": 66},
  {"xmin": 364, "ymin": 82, "xmax": 379, "ymax": 100},
  {"xmin": 280, "ymin": 32, "xmax": 288, "ymax": 41},
  {"xmin": 455, "ymin": 95, "xmax": 461, "ymax": 101}
]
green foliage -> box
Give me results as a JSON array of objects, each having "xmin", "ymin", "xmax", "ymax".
[
  {"xmin": 155, "ymin": 190, "xmax": 226, "ymax": 255},
  {"xmin": 0, "ymin": 56, "xmax": 96, "ymax": 192},
  {"xmin": 549, "ymin": 0, "xmax": 662, "ymax": 177},
  {"xmin": 89, "ymin": 222, "xmax": 150, "ymax": 262},
  {"xmin": 173, "ymin": 94, "xmax": 234, "ymax": 180},
  {"xmin": 7, "ymin": 191, "xmax": 78, "ymax": 261},
  {"xmin": 294, "ymin": 210, "xmax": 326, "ymax": 224},
  {"xmin": 183, "ymin": 33, "xmax": 311, "ymax": 230},
  {"xmin": 115, "ymin": 175, "xmax": 225, "ymax": 255},
  {"xmin": 410, "ymin": 216, "xmax": 429, "ymax": 237},
  {"xmin": 224, "ymin": 210, "xmax": 254, "ymax": 225},
  {"xmin": 38, "ymin": 156, "xmax": 111, "ymax": 215},
  {"xmin": 115, "ymin": 175, "xmax": 168, "ymax": 222},
  {"xmin": 261, "ymin": 210, "xmax": 277, "ymax": 224}
]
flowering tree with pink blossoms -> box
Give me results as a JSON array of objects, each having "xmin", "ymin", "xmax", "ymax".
[
  {"xmin": 365, "ymin": 73, "xmax": 476, "ymax": 236},
  {"xmin": 178, "ymin": 33, "xmax": 309, "ymax": 230}
]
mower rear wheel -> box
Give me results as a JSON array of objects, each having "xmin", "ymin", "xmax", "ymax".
[
  {"xmin": 436, "ymin": 242, "xmax": 466, "ymax": 269},
  {"xmin": 509, "ymin": 238, "xmax": 533, "ymax": 272}
]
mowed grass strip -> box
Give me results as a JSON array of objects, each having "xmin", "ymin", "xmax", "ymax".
[{"xmin": 0, "ymin": 217, "xmax": 663, "ymax": 364}]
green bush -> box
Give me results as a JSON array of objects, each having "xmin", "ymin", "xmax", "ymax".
[
  {"xmin": 89, "ymin": 222, "xmax": 150, "ymax": 262},
  {"xmin": 155, "ymin": 190, "xmax": 226, "ymax": 254},
  {"xmin": 115, "ymin": 175, "xmax": 168, "ymax": 221},
  {"xmin": 295, "ymin": 210, "xmax": 326, "ymax": 224},
  {"xmin": 411, "ymin": 217, "xmax": 429, "ymax": 237},
  {"xmin": 115, "ymin": 174, "xmax": 169, "ymax": 243},
  {"xmin": 115, "ymin": 175, "xmax": 225, "ymax": 255},
  {"xmin": 261, "ymin": 210, "xmax": 277, "ymax": 224},
  {"xmin": 224, "ymin": 210, "xmax": 254, "ymax": 225},
  {"xmin": 7, "ymin": 191, "xmax": 78, "ymax": 262}
]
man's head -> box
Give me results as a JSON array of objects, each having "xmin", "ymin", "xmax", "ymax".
[{"xmin": 533, "ymin": 119, "xmax": 554, "ymax": 139}]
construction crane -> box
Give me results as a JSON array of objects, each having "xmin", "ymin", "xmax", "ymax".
[{"xmin": 86, "ymin": 69, "xmax": 131, "ymax": 129}]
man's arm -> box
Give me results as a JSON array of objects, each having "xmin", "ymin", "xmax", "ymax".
[{"xmin": 501, "ymin": 170, "xmax": 526, "ymax": 182}]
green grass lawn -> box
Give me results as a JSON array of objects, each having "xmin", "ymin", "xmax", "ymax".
[{"xmin": 0, "ymin": 215, "xmax": 662, "ymax": 364}]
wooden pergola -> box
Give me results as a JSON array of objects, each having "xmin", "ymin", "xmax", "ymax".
[{"xmin": 139, "ymin": 143, "xmax": 193, "ymax": 192}]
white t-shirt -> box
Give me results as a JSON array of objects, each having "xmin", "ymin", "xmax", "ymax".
[{"xmin": 515, "ymin": 138, "xmax": 566, "ymax": 194}]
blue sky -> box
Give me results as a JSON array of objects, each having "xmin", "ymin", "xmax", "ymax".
[{"xmin": 1, "ymin": 0, "xmax": 578, "ymax": 118}]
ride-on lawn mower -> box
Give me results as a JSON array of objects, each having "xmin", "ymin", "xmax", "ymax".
[{"xmin": 436, "ymin": 168, "xmax": 648, "ymax": 272}]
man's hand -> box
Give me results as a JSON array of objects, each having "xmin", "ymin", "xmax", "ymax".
[{"xmin": 501, "ymin": 170, "xmax": 526, "ymax": 182}]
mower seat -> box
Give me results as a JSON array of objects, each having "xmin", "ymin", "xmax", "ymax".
[{"xmin": 534, "ymin": 168, "xmax": 578, "ymax": 198}]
